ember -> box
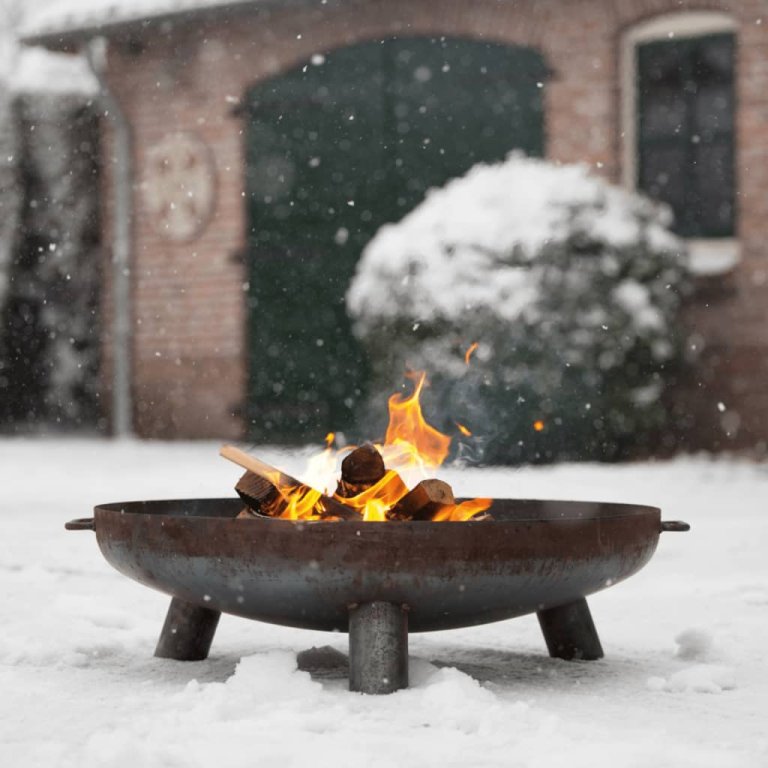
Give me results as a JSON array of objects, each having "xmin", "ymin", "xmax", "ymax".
[{"xmin": 221, "ymin": 372, "xmax": 491, "ymax": 522}]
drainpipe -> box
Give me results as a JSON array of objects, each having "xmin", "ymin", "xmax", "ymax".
[{"xmin": 85, "ymin": 37, "xmax": 133, "ymax": 437}]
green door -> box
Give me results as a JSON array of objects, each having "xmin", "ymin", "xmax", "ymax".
[{"xmin": 245, "ymin": 37, "xmax": 545, "ymax": 442}]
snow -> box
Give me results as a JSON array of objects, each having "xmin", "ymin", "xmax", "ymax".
[
  {"xmin": 611, "ymin": 280, "xmax": 664, "ymax": 331},
  {"xmin": 687, "ymin": 240, "xmax": 741, "ymax": 277},
  {"xmin": 1, "ymin": 438, "xmax": 767, "ymax": 767},
  {"xmin": 0, "ymin": 1, "xmax": 96, "ymax": 94},
  {"xmin": 648, "ymin": 665, "xmax": 737, "ymax": 695},
  {"xmin": 674, "ymin": 627, "xmax": 715, "ymax": 661},
  {"xmin": 347, "ymin": 154, "xmax": 682, "ymax": 328},
  {"xmin": 9, "ymin": 47, "xmax": 96, "ymax": 94},
  {"xmin": 21, "ymin": 0, "xmax": 256, "ymax": 39}
]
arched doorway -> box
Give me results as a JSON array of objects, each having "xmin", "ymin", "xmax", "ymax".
[{"xmin": 244, "ymin": 37, "xmax": 546, "ymax": 442}]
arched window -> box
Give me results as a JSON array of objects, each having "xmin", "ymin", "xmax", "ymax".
[{"xmin": 621, "ymin": 12, "xmax": 738, "ymax": 273}]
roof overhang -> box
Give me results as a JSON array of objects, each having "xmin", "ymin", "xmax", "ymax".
[{"xmin": 20, "ymin": 0, "xmax": 300, "ymax": 52}]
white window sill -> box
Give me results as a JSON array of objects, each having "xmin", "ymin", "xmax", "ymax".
[{"xmin": 686, "ymin": 238, "xmax": 740, "ymax": 277}]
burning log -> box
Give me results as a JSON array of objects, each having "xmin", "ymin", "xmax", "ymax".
[
  {"xmin": 220, "ymin": 445, "xmax": 359, "ymax": 521},
  {"xmin": 336, "ymin": 443, "xmax": 386, "ymax": 498},
  {"xmin": 334, "ymin": 443, "xmax": 414, "ymax": 521},
  {"xmin": 235, "ymin": 471, "xmax": 281, "ymax": 518},
  {"xmin": 392, "ymin": 479, "xmax": 455, "ymax": 521},
  {"xmin": 222, "ymin": 443, "xmax": 491, "ymax": 523}
]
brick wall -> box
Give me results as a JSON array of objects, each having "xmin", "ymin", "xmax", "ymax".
[{"xmin": 99, "ymin": 0, "xmax": 768, "ymax": 449}]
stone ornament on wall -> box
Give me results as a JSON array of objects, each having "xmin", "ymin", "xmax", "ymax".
[{"xmin": 143, "ymin": 132, "xmax": 216, "ymax": 241}]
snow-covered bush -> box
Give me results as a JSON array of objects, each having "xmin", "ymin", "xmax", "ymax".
[{"xmin": 347, "ymin": 154, "xmax": 691, "ymax": 463}]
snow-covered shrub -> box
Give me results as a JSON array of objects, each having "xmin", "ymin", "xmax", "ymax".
[{"xmin": 347, "ymin": 154, "xmax": 691, "ymax": 463}]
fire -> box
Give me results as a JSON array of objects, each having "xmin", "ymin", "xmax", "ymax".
[
  {"xmin": 432, "ymin": 497, "xmax": 493, "ymax": 522},
  {"xmin": 248, "ymin": 371, "xmax": 491, "ymax": 523},
  {"xmin": 339, "ymin": 471, "xmax": 409, "ymax": 518},
  {"xmin": 456, "ymin": 422, "xmax": 472, "ymax": 437},
  {"xmin": 281, "ymin": 485, "xmax": 323, "ymax": 521},
  {"xmin": 464, "ymin": 341, "xmax": 479, "ymax": 366},
  {"xmin": 383, "ymin": 372, "xmax": 451, "ymax": 472}
]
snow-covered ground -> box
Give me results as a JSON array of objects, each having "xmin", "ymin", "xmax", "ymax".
[{"xmin": 1, "ymin": 438, "xmax": 766, "ymax": 767}]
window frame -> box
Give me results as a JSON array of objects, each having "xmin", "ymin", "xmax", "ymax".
[{"xmin": 620, "ymin": 12, "xmax": 739, "ymax": 272}]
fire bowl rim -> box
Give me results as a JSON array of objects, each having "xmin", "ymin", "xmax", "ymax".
[
  {"xmin": 92, "ymin": 496, "xmax": 662, "ymax": 525},
  {"xmin": 84, "ymin": 497, "xmax": 666, "ymax": 633}
]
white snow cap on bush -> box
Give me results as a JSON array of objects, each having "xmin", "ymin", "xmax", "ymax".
[{"xmin": 347, "ymin": 153, "xmax": 681, "ymax": 328}]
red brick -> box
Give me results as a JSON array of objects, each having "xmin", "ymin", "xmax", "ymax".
[{"xmin": 93, "ymin": 0, "xmax": 768, "ymax": 449}]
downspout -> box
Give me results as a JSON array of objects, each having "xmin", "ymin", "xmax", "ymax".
[{"xmin": 85, "ymin": 37, "xmax": 133, "ymax": 437}]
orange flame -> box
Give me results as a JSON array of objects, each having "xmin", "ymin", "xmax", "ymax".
[
  {"xmin": 464, "ymin": 342, "xmax": 479, "ymax": 366},
  {"xmin": 432, "ymin": 497, "xmax": 493, "ymax": 522},
  {"xmin": 280, "ymin": 485, "xmax": 324, "ymax": 521},
  {"xmin": 266, "ymin": 371, "xmax": 490, "ymax": 522},
  {"xmin": 254, "ymin": 463, "xmax": 324, "ymax": 521},
  {"xmin": 533, "ymin": 420, "xmax": 545, "ymax": 432},
  {"xmin": 338, "ymin": 470, "xmax": 409, "ymax": 519},
  {"xmin": 456, "ymin": 422, "xmax": 472, "ymax": 437},
  {"xmin": 384, "ymin": 372, "xmax": 451, "ymax": 470}
]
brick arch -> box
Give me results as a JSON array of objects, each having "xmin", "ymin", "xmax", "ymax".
[
  {"xmin": 231, "ymin": 0, "xmax": 553, "ymax": 96},
  {"xmin": 613, "ymin": 2, "xmax": 737, "ymax": 37},
  {"xmin": 240, "ymin": 34, "xmax": 551, "ymax": 105}
]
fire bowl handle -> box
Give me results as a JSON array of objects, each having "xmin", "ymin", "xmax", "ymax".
[
  {"xmin": 65, "ymin": 518, "xmax": 95, "ymax": 531},
  {"xmin": 660, "ymin": 520, "xmax": 690, "ymax": 533}
]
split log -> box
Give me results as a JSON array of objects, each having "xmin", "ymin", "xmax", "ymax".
[
  {"xmin": 235, "ymin": 470, "xmax": 281, "ymax": 517},
  {"xmin": 392, "ymin": 479, "xmax": 455, "ymax": 521},
  {"xmin": 220, "ymin": 445, "xmax": 359, "ymax": 520},
  {"xmin": 336, "ymin": 443, "xmax": 386, "ymax": 498}
]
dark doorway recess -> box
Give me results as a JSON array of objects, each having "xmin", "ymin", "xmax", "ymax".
[{"xmin": 244, "ymin": 36, "xmax": 546, "ymax": 442}]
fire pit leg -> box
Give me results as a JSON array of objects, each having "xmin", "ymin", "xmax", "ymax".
[
  {"xmin": 154, "ymin": 597, "xmax": 221, "ymax": 661},
  {"xmin": 348, "ymin": 602, "xmax": 408, "ymax": 694},
  {"xmin": 536, "ymin": 597, "xmax": 604, "ymax": 661}
]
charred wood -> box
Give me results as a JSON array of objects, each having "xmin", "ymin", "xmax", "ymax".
[
  {"xmin": 221, "ymin": 445, "xmax": 359, "ymax": 520},
  {"xmin": 236, "ymin": 470, "xmax": 281, "ymax": 516},
  {"xmin": 392, "ymin": 479, "xmax": 455, "ymax": 521},
  {"xmin": 336, "ymin": 443, "xmax": 386, "ymax": 498}
]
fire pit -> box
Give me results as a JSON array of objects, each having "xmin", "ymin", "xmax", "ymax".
[
  {"xmin": 65, "ymin": 371, "xmax": 688, "ymax": 692},
  {"xmin": 65, "ymin": 497, "xmax": 689, "ymax": 693}
]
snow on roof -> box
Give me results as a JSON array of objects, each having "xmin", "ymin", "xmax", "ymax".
[
  {"xmin": 10, "ymin": 47, "xmax": 97, "ymax": 94},
  {"xmin": 0, "ymin": 2, "xmax": 97, "ymax": 94},
  {"xmin": 21, "ymin": 0, "xmax": 260, "ymax": 44}
]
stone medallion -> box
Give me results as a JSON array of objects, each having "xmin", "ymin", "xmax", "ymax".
[{"xmin": 144, "ymin": 132, "xmax": 216, "ymax": 241}]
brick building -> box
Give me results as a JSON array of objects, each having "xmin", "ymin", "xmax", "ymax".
[{"xmin": 22, "ymin": 0, "xmax": 768, "ymax": 451}]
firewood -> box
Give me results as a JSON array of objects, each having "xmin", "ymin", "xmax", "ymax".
[
  {"xmin": 342, "ymin": 443, "xmax": 386, "ymax": 484},
  {"xmin": 336, "ymin": 443, "xmax": 386, "ymax": 498},
  {"xmin": 235, "ymin": 470, "xmax": 281, "ymax": 516},
  {"xmin": 220, "ymin": 445, "xmax": 359, "ymax": 520},
  {"xmin": 392, "ymin": 479, "xmax": 456, "ymax": 521}
]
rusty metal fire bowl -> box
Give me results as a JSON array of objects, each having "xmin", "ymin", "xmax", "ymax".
[{"xmin": 66, "ymin": 498, "xmax": 688, "ymax": 694}]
